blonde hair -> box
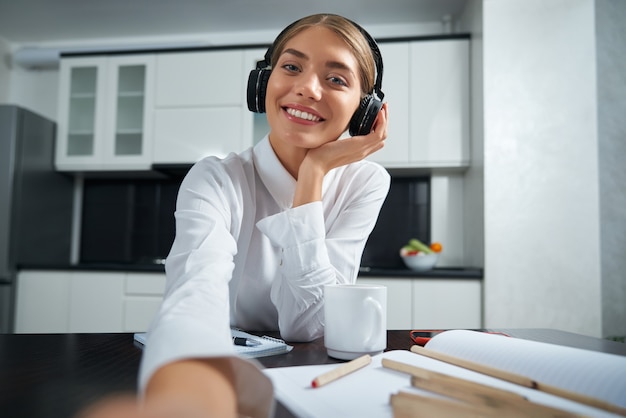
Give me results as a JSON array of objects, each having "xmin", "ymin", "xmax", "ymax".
[{"xmin": 270, "ymin": 14, "xmax": 377, "ymax": 97}]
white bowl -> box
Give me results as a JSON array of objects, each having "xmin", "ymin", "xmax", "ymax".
[{"xmin": 401, "ymin": 253, "xmax": 438, "ymax": 271}]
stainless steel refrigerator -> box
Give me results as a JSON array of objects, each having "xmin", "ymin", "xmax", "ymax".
[{"xmin": 0, "ymin": 105, "xmax": 74, "ymax": 333}]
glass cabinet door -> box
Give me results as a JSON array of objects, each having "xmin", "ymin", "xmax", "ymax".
[
  {"xmin": 114, "ymin": 64, "xmax": 146, "ymax": 156},
  {"xmin": 56, "ymin": 57, "xmax": 107, "ymax": 170},
  {"xmin": 103, "ymin": 55, "xmax": 154, "ymax": 169},
  {"xmin": 67, "ymin": 66, "xmax": 98, "ymax": 156}
]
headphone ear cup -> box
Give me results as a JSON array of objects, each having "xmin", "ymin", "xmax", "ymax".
[
  {"xmin": 247, "ymin": 69, "xmax": 271, "ymax": 113},
  {"xmin": 349, "ymin": 95, "xmax": 383, "ymax": 136}
]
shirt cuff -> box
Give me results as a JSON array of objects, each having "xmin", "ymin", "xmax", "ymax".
[{"xmin": 256, "ymin": 202, "xmax": 331, "ymax": 275}]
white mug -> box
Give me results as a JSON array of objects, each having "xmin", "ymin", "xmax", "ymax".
[{"xmin": 323, "ymin": 284, "xmax": 387, "ymax": 360}]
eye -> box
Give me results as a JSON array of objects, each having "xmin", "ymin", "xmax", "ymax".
[
  {"xmin": 328, "ymin": 75, "xmax": 348, "ymax": 87},
  {"xmin": 281, "ymin": 63, "xmax": 300, "ymax": 73}
]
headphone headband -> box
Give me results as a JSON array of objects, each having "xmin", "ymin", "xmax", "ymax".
[{"xmin": 257, "ymin": 14, "xmax": 384, "ymax": 99}]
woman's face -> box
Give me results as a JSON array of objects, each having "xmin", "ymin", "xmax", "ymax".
[{"xmin": 265, "ymin": 26, "xmax": 363, "ymax": 152}]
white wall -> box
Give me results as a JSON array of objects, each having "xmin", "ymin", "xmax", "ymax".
[
  {"xmin": 596, "ymin": 0, "xmax": 626, "ymax": 339},
  {"xmin": 483, "ymin": 0, "xmax": 606, "ymax": 337},
  {"xmin": 0, "ymin": 36, "xmax": 59, "ymax": 119},
  {"xmin": 8, "ymin": 67, "xmax": 59, "ymax": 120}
]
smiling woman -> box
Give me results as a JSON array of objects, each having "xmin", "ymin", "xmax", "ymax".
[{"xmin": 138, "ymin": 13, "xmax": 391, "ymax": 417}]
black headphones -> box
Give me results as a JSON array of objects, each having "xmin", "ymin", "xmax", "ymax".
[{"xmin": 246, "ymin": 15, "xmax": 385, "ymax": 137}]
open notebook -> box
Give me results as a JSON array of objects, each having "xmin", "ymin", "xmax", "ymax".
[
  {"xmin": 264, "ymin": 330, "xmax": 626, "ymax": 418},
  {"xmin": 134, "ymin": 328, "xmax": 293, "ymax": 359}
]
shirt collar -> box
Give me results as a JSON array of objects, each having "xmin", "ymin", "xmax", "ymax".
[
  {"xmin": 253, "ymin": 136, "xmax": 296, "ymax": 210},
  {"xmin": 252, "ymin": 135, "xmax": 337, "ymax": 211}
]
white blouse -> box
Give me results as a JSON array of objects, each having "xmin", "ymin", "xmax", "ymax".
[{"xmin": 139, "ymin": 136, "xmax": 390, "ymax": 415}]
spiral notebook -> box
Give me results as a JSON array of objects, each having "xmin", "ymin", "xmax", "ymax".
[{"xmin": 133, "ymin": 328, "xmax": 293, "ymax": 359}]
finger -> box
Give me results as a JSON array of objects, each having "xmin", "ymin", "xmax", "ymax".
[{"xmin": 371, "ymin": 103, "xmax": 388, "ymax": 139}]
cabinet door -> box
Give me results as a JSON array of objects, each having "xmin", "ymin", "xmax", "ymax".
[
  {"xmin": 409, "ymin": 40, "xmax": 470, "ymax": 167},
  {"xmin": 56, "ymin": 57, "xmax": 107, "ymax": 170},
  {"xmin": 15, "ymin": 271, "xmax": 72, "ymax": 333},
  {"xmin": 124, "ymin": 272, "xmax": 165, "ymax": 332},
  {"xmin": 412, "ymin": 279, "xmax": 481, "ymax": 329},
  {"xmin": 155, "ymin": 50, "xmax": 244, "ymax": 107},
  {"xmin": 153, "ymin": 107, "xmax": 244, "ymax": 163},
  {"xmin": 368, "ymin": 42, "xmax": 411, "ymax": 167},
  {"xmin": 69, "ymin": 272, "xmax": 125, "ymax": 332},
  {"xmin": 153, "ymin": 50, "xmax": 248, "ymax": 163},
  {"xmin": 101, "ymin": 54, "xmax": 155, "ymax": 170},
  {"xmin": 356, "ymin": 277, "xmax": 412, "ymax": 329}
]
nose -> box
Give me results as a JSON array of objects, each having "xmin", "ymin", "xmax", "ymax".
[{"xmin": 294, "ymin": 72, "xmax": 322, "ymax": 101}]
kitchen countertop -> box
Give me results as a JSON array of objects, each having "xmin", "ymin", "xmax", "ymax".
[
  {"xmin": 358, "ymin": 266, "xmax": 482, "ymax": 279},
  {"xmin": 18, "ymin": 263, "xmax": 483, "ymax": 279}
]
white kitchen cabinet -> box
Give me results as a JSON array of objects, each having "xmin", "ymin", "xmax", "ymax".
[
  {"xmin": 409, "ymin": 39, "xmax": 470, "ymax": 167},
  {"xmin": 153, "ymin": 107, "xmax": 245, "ymax": 163},
  {"xmin": 356, "ymin": 277, "xmax": 413, "ymax": 329},
  {"xmin": 153, "ymin": 50, "xmax": 249, "ymax": 164},
  {"xmin": 155, "ymin": 50, "xmax": 244, "ymax": 107},
  {"xmin": 412, "ymin": 278, "xmax": 482, "ymax": 329},
  {"xmin": 357, "ymin": 276, "xmax": 482, "ymax": 330},
  {"xmin": 56, "ymin": 55, "xmax": 155, "ymax": 171},
  {"xmin": 123, "ymin": 272, "xmax": 166, "ymax": 332},
  {"xmin": 15, "ymin": 270, "xmax": 165, "ymax": 333},
  {"xmin": 15, "ymin": 271, "xmax": 72, "ymax": 333},
  {"xmin": 69, "ymin": 272, "xmax": 125, "ymax": 332},
  {"xmin": 369, "ymin": 43, "xmax": 411, "ymax": 166},
  {"xmin": 370, "ymin": 39, "xmax": 470, "ymax": 168}
]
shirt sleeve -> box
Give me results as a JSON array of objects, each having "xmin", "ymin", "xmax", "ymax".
[
  {"xmin": 138, "ymin": 158, "xmax": 274, "ymax": 417},
  {"xmin": 256, "ymin": 162, "xmax": 390, "ymax": 342}
]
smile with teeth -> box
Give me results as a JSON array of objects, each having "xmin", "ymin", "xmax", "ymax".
[{"xmin": 285, "ymin": 107, "xmax": 322, "ymax": 122}]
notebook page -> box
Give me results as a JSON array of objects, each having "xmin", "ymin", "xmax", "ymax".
[{"xmin": 425, "ymin": 330, "xmax": 626, "ymax": 408}]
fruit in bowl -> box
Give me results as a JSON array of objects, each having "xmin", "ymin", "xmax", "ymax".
[{"xmin": 400, "ymin": 239, "xmax": 443, "ymax": 271}]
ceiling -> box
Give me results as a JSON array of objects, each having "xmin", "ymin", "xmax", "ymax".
[{"xmin": 0, "ymin": 0, "xmax": 467, "ymax": 45}]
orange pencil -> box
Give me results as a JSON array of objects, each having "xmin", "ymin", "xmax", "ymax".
[{"xmin": 311, "ymin": 354, "xmax": 372, "ymax": 388}]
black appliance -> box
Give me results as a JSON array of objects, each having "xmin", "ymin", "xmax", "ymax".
[{"xmin": 0, "ymin": 105, "xmax": 74, "ymax": 332}]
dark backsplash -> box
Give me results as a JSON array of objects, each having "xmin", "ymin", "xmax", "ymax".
[
  {"xmin": 361, "ymin": 176, "xmax": 430, "ymax": 269},
  {"xmin": 80, "ymin": 178, "xmax": 179, "ymax": 264},
  {"xmin": 80, "ymin": 175, "xmax": 430, "ymax": 268}
]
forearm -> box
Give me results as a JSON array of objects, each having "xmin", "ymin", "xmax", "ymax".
[{"xmin": 293, "ymin": 159, "xmax": 324, "ymax": 207}]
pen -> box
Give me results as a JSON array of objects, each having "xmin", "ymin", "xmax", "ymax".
[
  {"xmin": 232, "ymin": 336, "xmax": 261, "ymax": 347},
  {"xmin": 311, "ymin": 354, "xmax": 372, "ymax": 388}
]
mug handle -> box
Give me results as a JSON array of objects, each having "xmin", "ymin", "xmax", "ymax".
[{"xmin": 363, "ymin": 296, "xmax": 384, "ymax": 351}]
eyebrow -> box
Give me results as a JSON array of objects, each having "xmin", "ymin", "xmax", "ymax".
[{"xmin": 282, "ymin": 48, "xmax": 356, "ymax": 77}]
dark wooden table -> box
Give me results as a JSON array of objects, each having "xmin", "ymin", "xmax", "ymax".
[
  {"xmin": 1, "ymin": 329, "xmax": 624, "ymax": 418},
  {"xmin": 0, "ymin": 330, "xmax": 413, "ymax": 418}
]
